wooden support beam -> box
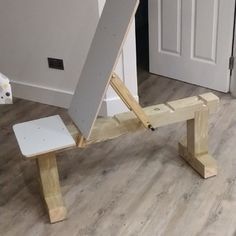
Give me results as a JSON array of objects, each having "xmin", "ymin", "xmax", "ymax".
[
  {"xmin": 110, "ymin": 73, "xmax": 154, "ymax": 130},
  {"xmin": 187, "ymin": 108, "xmax": 209, "ymax": 156},
  {"xmin": 179, "ymin": 139, "xmax": 217, "ymax": 178},
  {"xmin": 66, "ymin": 93, "xmax": 219, "ymax": 146},
  {"xmin": 86, "ymin": 92, "xmax": 219, "ymax": 145},
  {"xmin": 37, "ymin": 153, "xmax": 67, "ymax": 223},
  {"xmin": 178, "ymin": 107, "xmax": 217, "ymax": 178},
  {"xmin": 66, "ymin": 124, "xmax": 86, "ymax": 148}
]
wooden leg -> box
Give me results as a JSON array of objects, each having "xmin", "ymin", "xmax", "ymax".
[
  {"xmin": 179, "ymin": 108, "xmax": 217, "ymax": 178},
  {"xmin": 37, "ymin": 153, "xmax": 67, "ymax": 223}
]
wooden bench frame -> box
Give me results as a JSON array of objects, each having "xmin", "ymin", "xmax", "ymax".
[{"xmin": 28, "ymin": 76, "xmax": 219, "ymax": 223}]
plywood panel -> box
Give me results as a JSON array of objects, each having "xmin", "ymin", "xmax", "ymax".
[{"xmin": 69, "ymin": 0, "xmax": 139, "ymax": 139}]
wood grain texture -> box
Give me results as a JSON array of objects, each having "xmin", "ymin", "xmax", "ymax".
[
  {"xmin": 37, "ymin": 153, "xmax": 67, "ymax": 223},
  {"xmin": 179, "ymin": 139, "xmax": 217, "ymax": 178},
  {"xmin": 68, "ymin": 0, "xmax": 139, "ymax": 139},
  {"xmin": 86, "ymin": 92, "xmax": 218, "ymax": 146},
  {"xmin": 66, "ymin": 93, "xmax": 218, "ymax": 149},
  {"xmin": 1, "ymin": 72, "xmax": 236, "ymax": 235},
  {"xmin": 110, "ymin": 73, "xmax": 152, "ymax": 130},
  {"xmin": 187, "ymin": 108, "xmax": 209, "ymax": 156}
]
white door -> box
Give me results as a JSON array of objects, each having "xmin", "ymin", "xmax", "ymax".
[{"xmin": 149, "ymin": 0, "xmax": 235, "ymax": 92}]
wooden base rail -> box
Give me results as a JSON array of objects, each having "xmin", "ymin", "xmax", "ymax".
[{"xmin": 69, "ymin": 93, "xmax": 218, "ymax": 148}]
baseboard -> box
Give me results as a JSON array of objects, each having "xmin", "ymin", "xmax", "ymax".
[
  {"xmin": 99, "ymin": 95, "xmax": 139, "ymax": 116},
  {"xmin": 11, "ymin": 80, "xmax": 139, "ymax": 116},
  {"xmin": 11, "ymin": 80, "xmax": 73, "ymax": 108}
]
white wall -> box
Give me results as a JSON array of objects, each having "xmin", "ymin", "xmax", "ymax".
[
  {"xmin": 0, "ymin": 0, "xmax": 138, "ymax": 116},
  {"xmin": 0, "ymin": 0, "xmax": 99, "ymax": 107}
]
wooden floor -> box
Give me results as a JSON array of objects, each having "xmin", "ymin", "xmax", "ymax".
[{"xmin": 1, "ymin": 72, "xmax": 236, "ymax": 236}]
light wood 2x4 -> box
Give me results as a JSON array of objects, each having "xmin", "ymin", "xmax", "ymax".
[{"xmin": 14, "ymin": 85, "xmax": 219, "ymax": 223}]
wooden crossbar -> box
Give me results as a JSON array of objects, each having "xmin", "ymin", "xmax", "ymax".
[{"xmin": 68, "ymin": 93, "xmax": 219, "ymax": 146}]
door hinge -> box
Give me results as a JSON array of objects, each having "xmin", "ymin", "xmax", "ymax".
[{"xmin": 229, "ymin": 56, "xmax": 235, "ymax": 70}]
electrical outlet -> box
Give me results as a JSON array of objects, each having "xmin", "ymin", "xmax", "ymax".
[{"xmin": 48, "ymin": 58, "xmax": 64, "ymax": 70}]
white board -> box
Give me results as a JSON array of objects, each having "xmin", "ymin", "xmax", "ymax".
[
  {"xmin": 13, "ymin": 115, "xmax": 76, "ymax": 158},
  {"xmin": 68, "ymin": 0, "xmax": 139, "ymax": 139}
]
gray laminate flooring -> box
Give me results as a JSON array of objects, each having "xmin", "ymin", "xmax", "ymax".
[{"xmin": 1, "ymin": 72, "xmax": 236, "ymax": 236}]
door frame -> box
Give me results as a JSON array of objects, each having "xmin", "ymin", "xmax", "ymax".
[{"xmin": 230, "ymin": 0, "xmax": 236, "ymax": 96}]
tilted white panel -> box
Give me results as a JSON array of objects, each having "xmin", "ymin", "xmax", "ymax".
[{"xmin": 68, "ymin": 0, "xmax": 139, "ymax": 139}]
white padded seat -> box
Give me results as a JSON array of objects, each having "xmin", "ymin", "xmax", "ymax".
[{"xmin": 13, "ymin": 115, "xmax": 76, "ymax": 158}]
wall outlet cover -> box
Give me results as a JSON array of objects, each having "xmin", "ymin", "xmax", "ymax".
[{"xmin": 48, "ymin": 58, "xmax": 64, "ymax": 70}]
